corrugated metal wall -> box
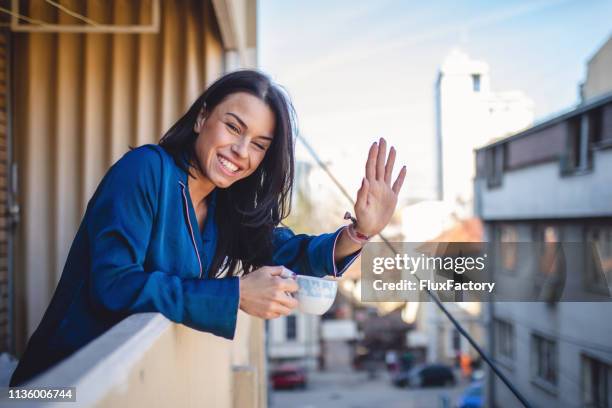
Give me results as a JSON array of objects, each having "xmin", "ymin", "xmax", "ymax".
[
  {"xmin": 12, "ymin": 0, "xmax": 225, "ymax": 353},
  {"xmin": 0, "ymin": 27, "xmax": 12, "ymax": 353}
]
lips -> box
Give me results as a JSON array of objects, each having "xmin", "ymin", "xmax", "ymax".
[{"xmin": 216, "ymin": 154, "xmax": 243, "ymax": 176}]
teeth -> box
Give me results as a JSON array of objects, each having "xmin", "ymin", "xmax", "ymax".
[{"xmin": 218, "ymin": 156, "xmax": 238, "ymax": 172}]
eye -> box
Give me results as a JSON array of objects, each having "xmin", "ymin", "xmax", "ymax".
[
  {"xmin": 226, "ymin": 122, "xmax": 240, "ymax": 134},
  {"xmin": 253, "ymin": 142, "xmax": 266, "ymax": 151}
]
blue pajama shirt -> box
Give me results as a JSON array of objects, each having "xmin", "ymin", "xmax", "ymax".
[{"xmin": 10, "ymin": 144, "xmax": 360, "ymax": 386}]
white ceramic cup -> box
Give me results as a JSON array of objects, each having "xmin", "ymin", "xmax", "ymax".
[{"xmin": 294, "ymin": 275, "xmax": 338, "ymax": 315}]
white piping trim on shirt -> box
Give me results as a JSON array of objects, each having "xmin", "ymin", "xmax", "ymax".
[
  {"xmin": 179, "ymin": 181, "xmax": 203, "ymax": 279},
  {"xmin": 332, "ymin": 226, "xmax": 363, "ymax": 278}
]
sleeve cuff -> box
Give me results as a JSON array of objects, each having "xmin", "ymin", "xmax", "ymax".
[
  {"xmin": 183, "ymin": 276, "xmax": 240, "ymax": 340},
  {"xmin": 221, "ymin": 277, "xmax": 240, "ymax": 340},
  {"xmin": 330, "ymin": 226, "xmax": 363, "ymax": 278}
]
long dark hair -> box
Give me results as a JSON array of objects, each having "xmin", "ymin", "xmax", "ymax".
[{"xmin": 159, "ymin": 70, "xmax": 296, "ymax": 278}]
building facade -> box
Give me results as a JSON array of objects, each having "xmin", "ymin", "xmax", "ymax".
[
  {"xmin": 267, "ymin": 312, "xmax": 321, "ymax": 370},
  {"xmin": 475, "ymin": 91, "xmax": 612, "ymax": 407}
]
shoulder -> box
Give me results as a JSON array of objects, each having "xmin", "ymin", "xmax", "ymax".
[
  {"xmin": 111, "ymin": 144, "xmax": 182, "ymax": 184},
  {"xmin": 113, "ymin": 144, "xmax": 169, "ymax": 174},
  {"xmin": 100, "ymin": 145, "xmax": 175, "ymax": 201}
]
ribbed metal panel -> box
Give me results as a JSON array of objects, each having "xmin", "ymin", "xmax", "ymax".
[
  {"xmin": 12, "ymin": 0, "xmax": 225, "ymax": 353},
  {"xmin": 0, "ymin": 28, "xmax": 11, "ymax": 352}
]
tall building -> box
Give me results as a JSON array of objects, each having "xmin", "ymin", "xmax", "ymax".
[{"xmin": 435, "ymin": 49, "xmax": 535, "ymax": 217}]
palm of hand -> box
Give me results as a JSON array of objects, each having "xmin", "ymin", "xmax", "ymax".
[{"xmin": 353, "ymin": 138, "xmax": 406, "ymax": 237}]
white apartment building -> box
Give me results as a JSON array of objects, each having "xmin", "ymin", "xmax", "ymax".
[{"xmin": 435, "ymin": 49, "xmax": 535, "ymax": 217}]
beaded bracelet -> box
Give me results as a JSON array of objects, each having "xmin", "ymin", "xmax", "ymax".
[{"xmin": 343, "ymin": 211, "xmax": 371, "ymax": 244}]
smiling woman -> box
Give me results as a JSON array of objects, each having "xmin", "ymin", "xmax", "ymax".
[
  {"xmin": 158, "ymin": 71, "xmax": 298, "ymax": 278},
  {"xmin": 9, "ymin": 70, "xmax": 406, "ymax": 387}
]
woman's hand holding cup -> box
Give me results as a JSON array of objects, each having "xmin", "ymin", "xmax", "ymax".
[{"xmin": 239, "ymin": 266, "xmax": 298, "ymax": 319}]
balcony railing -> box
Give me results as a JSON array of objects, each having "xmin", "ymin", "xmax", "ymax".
[{"xmin": 16, "ymin": 312, "xmax": 266, "ymax": 408}]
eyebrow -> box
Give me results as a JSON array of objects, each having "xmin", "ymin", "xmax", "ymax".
[{"xmin": 225, "ymin": 112, "xmax": 273, "ymax": 141}]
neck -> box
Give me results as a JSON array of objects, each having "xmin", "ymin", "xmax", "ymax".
[{"xmin": 188, "ymin": 171, "xmax": 216, "ymax": 206}]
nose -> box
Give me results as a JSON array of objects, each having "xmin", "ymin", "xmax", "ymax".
[{"xmin": 231, "ymin": 136, "xmax": 249, "ymax": 159}]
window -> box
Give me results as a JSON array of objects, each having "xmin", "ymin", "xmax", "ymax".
[
  {"xmin": 285, "ymin": 315, "xmax": 297, "ymax": 340},
  {"xmin": 562, "ymin": 114, "xmax": 595, "ymax": 175},
  {"xmin": 485, "ymin": 144, "xmax": 505, "ymax": 188},
  {"xmin": 582, "ymin": 355, "xmax": 611, "ymax": 408},
  {"xmin": 496, "ymin": 224, "xmax": 518, "ymax": 273},
  {"xmin": 590, "ymin": 108, "xmax": 603, "ymax": 145},
  {"xmin": 531, "ymin": 334, "xmax": 558, "ymax": 387},
  {"xmin": 534, "ymin": 225, "xmax": 565, "ymax": 303},
  {"xmin": 494, "ymin": 319, "xmax": 515, "ymax": 360},
  {"xmin": 585, "ymin": 225, "xmax": 612, "ymax": 294},
  {"xmin": 472, "ymin": 74, "xmax": 481, "ymax": 92}
]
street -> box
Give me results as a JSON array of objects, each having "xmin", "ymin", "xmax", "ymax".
[{"xmin": 270, "ymin": 369, "xmax": 470, "ymax": 408}]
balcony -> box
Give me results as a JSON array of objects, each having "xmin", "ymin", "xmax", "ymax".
[{"xmin": 6, "ymin": 312, "xmax": 267, "ymax": 407}]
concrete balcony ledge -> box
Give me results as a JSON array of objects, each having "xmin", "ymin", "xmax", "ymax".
[{"xmin": 13, "ymin": 312, "xmax": 266, "ymax": 408}]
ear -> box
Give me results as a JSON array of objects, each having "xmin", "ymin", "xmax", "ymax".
[{"xmin": 194, "ymin": 107, "xmax": 207, "ymax": 133}]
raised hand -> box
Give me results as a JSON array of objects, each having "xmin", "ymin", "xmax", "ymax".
[{"xmin": 353, "ymin": 138, "xmax": 406, "ymax": 237}]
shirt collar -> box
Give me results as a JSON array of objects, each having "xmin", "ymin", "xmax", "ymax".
[{"xmin": 173, "ymin": 151, "xmax": 218, "ymax": 240}]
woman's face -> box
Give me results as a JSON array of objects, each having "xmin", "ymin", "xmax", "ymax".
[{"xmin": 193, "ymin": 92, "xmax": 276, "ymax": 188}]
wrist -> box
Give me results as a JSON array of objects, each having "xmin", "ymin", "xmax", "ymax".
[
  {"xmin": 353, "ymin": 223, "xmax": 374, "ymax": 238},
  {"xmin": 345, "ymin": 223, "xmax": 370, "ymax": 245},
  {"xmin": 343, "ymin": 211, "xmax": 372, "ymax": 244}
]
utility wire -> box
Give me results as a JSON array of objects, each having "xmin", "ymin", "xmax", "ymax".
[
  {"xmin": 296, "ymin": 133, "xmax": 533, "ymax": 408},
  {"xmin": 44, "ymin": 0, "xmax": 100, "ymax": 26},
  {"xmin": 0, "ymin": 6, "xmax": 47, "ymax": 25},
  {"xmin": 0, "ymin": 1, "xmax": 100, "ymax": 27}
]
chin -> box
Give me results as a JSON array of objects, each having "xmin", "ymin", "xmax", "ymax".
[
  {"xmin": 213, "ymin": 179, "xmax": 233, "ymax": 188},
  {"xmin": 213, "ymin": 174, "xmax": 240, "ymax": 188}
]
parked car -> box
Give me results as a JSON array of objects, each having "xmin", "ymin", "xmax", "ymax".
[
  {"xmin": 392, "ymin": 363, "xmax": 456, "ymax": 388},
  {"xmin": 270, "ymin": 364, "xmax": 307, "ymax": 390},
  {"xmin": 456, "ymin": 381, "xmax": 484, "ymax": 408}
]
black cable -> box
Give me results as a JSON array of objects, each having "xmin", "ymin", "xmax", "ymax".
[{"xmin": 297, "ymin": 133, "xmax": 533, "ymax": 408}]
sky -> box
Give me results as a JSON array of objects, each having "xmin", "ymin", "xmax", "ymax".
[{"xmin": 258, "ymin": 0, "xmax": 612, "ymax": 203}]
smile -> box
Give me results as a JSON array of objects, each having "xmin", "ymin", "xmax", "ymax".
[{"xmin": 217, "ymin": 154, "xmax": 242, "ymax": 175}]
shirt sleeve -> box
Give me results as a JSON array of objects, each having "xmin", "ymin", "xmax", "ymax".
[
  {"xmin": 86, "ymin": 147, "xmax": 239, "ymax": 340},
  {"xmin": 271, "ymin": 226, "xmax": 362, "ymax": 278}
]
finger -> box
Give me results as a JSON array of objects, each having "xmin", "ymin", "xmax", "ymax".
[
  {"xmin": 275, "ymin": 292, "xmax": 299, "ymax": 309},
  {"xmin": 279, "ymin": 267, "xmax": 296, "ymax": 279},
  {"xmin": 365, "ymin": 142, "xmax": 377, "ymax": 181},
  {"xmin": 272, "ymin": 303, "xmax": 293, "ymax": 317},
  {"xmin": 392, "ymin": 165, "xmax": 407, "ymax": 194},
  {"xmin": 279, "ymin": 278, "xmax": 299, "ymax": 293},
  {"xmin": 376, "ymin": 138, "xmax": 386, "ymax": 180},
  {"xmin": 356, "ymin": 177, "xmax": 369, "ymax": 207},
  {"xmin": 384, "ymin": 146, "xmax": 396, "ymax": 185},
  {"xmin": 269, "ymin": 266, "xmax": 285, "ymax": 276},
  {"xmin": 265, "ymin": 312, "xmax": 281, "ymax": 319}
]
